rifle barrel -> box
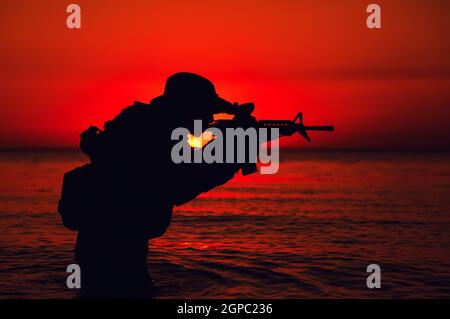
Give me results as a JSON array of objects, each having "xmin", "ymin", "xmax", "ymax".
[{"xmin": 257, "ymin": 121, "xmax": 334, "ymax": 131}]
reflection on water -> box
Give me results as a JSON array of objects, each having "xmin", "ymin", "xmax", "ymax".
[{"xmin": 0, "ymin": 150, "xmax": 449, "ymax": 298}]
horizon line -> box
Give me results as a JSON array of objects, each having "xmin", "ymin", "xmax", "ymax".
[{"xmin": 0, "ymin": 147, "xmax": 449, "ymax": 153}]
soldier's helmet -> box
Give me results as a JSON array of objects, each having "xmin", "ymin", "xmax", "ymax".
[{"xmin": 162, "ymin": 72, "xmax": 232, "ymax": 115}]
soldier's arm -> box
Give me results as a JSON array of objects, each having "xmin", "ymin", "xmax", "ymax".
[
  {"xmin": 172, "ymin": 162, "xmax": 240, "ymax": 206},
  {"xmin": 171, "ymin": 114, "xmax": 258, "ymax": 206}
]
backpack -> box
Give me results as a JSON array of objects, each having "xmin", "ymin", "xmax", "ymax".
[{"xmin": 58, "ymin": 164, "xmax": 95, "ymax": 231}]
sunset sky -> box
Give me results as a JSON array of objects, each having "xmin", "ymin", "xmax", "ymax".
[{"xmin": 0, "ymin": 0, "xmax": 449, "ymax": 148}]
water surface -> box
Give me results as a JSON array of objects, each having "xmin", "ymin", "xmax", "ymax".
[{"xmin": 0, "ymin": 150, "xmax": 449, "ymax": 298}]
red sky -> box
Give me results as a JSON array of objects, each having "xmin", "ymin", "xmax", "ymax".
[{"xmin": 0, "ymin": 0, "xmax": 449, "ymax": 148}]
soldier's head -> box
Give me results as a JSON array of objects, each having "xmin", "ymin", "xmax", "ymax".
[{"xmin": 161, "ymin": 72, "xmax": 232, "ymax": 122}]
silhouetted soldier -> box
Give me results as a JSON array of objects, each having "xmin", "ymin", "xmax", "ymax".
[{"xmin": 58, "ymin": 73, "xmax": 250, "ymax": 298}]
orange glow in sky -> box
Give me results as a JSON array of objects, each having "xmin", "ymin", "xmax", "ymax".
[{"xmin": 0, "ymin": 0, "xmax": 449, "ymax": 148}]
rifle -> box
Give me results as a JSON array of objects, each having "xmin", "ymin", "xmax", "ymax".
[
  {"xmin": 210, "ymin": 103, "xmax": 335, "ymax": 174},
  {"xmin": 213, "ymin": 102, "xmax": 334, "ymax": 142}
]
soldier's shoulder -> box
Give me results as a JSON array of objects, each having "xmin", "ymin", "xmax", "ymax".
[
  {"xmin": 119, "ymin": 101, "xmax": 153, "ymax": 118},
  {"xmin": 104, "ymin": 101, "xmax": 156, "ymax": 131}
]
